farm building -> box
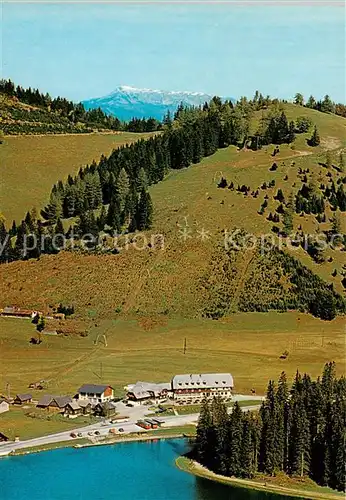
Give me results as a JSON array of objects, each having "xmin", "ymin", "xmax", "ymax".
[
  {"xmin": 77, "ymin": 384, "xmax": 114, "ymax": 404},
  {"xmin": 78, "ymin": 399, "xmax": 92, "ymax": 414},
  {"xmin": 36, "ymin": 395, "xmax": 72, "ymax": 410},
  {"xmin": 14, "ymin": 393, "xmax": 33, "ymax": 405},
  {"xmin": 0, "ymin": 401, "xmax": 9, "ymax": 414},
  {"xmin": 94, "ymin": 401, "xmax": 117, "ymax": 418},
  {"xmin": 64, "ymin": 401, "xmax": 83, "ymax": 418},
  {"xmin": 0, "ymin": 306, "xmax": 42, "ymax": 318},
  {"xmin": 126, "ymin": 381, "xmax": 171, "ymax": 405},
  {"xmin": 171, "ymin": 373, "xmax": 234, "ymax": 405},
  {"xmin": 64, "ymin": 399, "xmax": 92, "ymax": 418}
]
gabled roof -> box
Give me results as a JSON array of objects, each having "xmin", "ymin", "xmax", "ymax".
[
  {"xmin": 15, "ymin": 393, "xmax": 32, "ymax": 401},
  {"xmin": 37, "ymin": 394, "xmax": 54, "ymax": 407},
  {"xmin": 37, "ymin": 395, "xmax": 72, "ymax": 408},
  {"xmin": 66, "ymin": 401, "xmax": 81, "ymax": 411},
  {"xmin": 94, "ymin": 401, "xmax": 117, "ymax": 410},
  {"xmin": 78, "ymin": 384, "xmax": 112, "ymax": 394},
  {"xmin": 172, "ymin": 373, "xmax": 234, "ymax": 390},
  {"xmin": 53, "ymin": 396, "xmax": 72, "ymax": 408},
  {"xmin": 127, "ymin": 381, "xmax": 170, "ymax": 399}
]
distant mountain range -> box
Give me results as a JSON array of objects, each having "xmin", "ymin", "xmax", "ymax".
[{"xmin": 82, "ymin": 85, "xmax": 228, "ymax": 121}]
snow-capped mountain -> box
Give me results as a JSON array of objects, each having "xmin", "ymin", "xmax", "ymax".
[{"xmin": 82, "ymin": 85, "xmax": 217, "ymax": 121}]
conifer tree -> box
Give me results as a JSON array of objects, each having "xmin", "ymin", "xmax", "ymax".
[
  {"xmin": 211, "ymin": 397, "xmax": 229, "ymax": 474},
  {"xmin": 308, "ymin": 126, "xmax": 320, "ymax": 147},
  {"xmin": 227, "ymin": 402, "xmax": 243, "ymax": 477},
  {"xmin": 288, "ymin": 395, "xmax": 311, "ymax": 476},
  {"xmin": 294, "ymin": 93, "xmax": 304, "ymax": 106},
  {"xmin": 107, "ymin": 194, "xmax": 121, "ymax": 233},
  {"xmin": 0, "ymin": 220, "xmax": 12, "ymax": 263},
  {"xmin": 97, "ymin": 205, "xmax": 107, "ymax": 231},
  {"xmin": 10, "ymin": 220, "xmax": 17, "ymax": 237},
  {"xmin": 41, "ymin": 192, "xmax": 62, "ymax": 222},
  {"xmin": 136, "ymin": 189, "xmax": 153, "ymax": 231},
  {"xmin": 276, "ymin": 372, "xmax": 289, "ymax": 471},
  {"xmin": 195, "ymin": 398, "xmax": 215, "ymax": 469},
  {"xmin": 14, "ymin": 221, "xmax": 27, "ymax": 259},
  {"xmin": 325, "ymin": 151, "xmax": 332, "ymax": 169},
  {"xmin": 259, "ymin": 380, "xmax": 278, "ymax": 475},
  {"xmin": 118, "ymin": 168, "xmax": 130, "ymax": 212},
  {"xmin": 241, "ymin": 412, "xmax": 256, "ymax": 478}
]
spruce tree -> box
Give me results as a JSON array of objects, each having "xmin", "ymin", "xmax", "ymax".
[
  {"xmin": 227, "ymin": 402, "xmax": 243, "ymax": 477},
  {"xmin": 0, "ymin": 221, "xmax": 12, "ymax": 263},
  {"xmin": 54, "ymin": 218, "xmax": 65, "ymax": 250},
  {"xmin": 259, "ymin": 380, "xmax": 278, "ymax": 475},
  {"xmin": 97, "ymin": 205, "xmax": 107, "ymax": 231},
  {"xmin": 136, "ymin": 189, "xmax": 153, "ymax": 231},
  {"xmin": 241, "ymin": 412, "xmax": 255, "ymax": 478},
  {"xmin": 41, "ymin": 192, "xmax": 62, "ymax": 222},
  {"xmin": 195, "ymin": 398, "xmax": 215, "ymax": 469},
  {"xmin": 211, "ymin": 397, "xmax": 229, "ymax": 474},
  {"xmin": 118, "ymin": 168, "xmax": 130, "ymax": 212},
  {"xmin": 288, "ymin": 395, "xmax": 311, "ymax": 477},
  {"xmin": 276, "ymin": 372, "xmax": 289, "ymax": 471},
  {"xmin": 308, "ymin": 126, "xmax": 320, "ymax": 147},
  {"xmin": 14, "ymin": 221, "xmax": 27, "ymax": 259},
  {"xmin": 107, "ymin": 192, "xmax": 121, "ymax": 233}
]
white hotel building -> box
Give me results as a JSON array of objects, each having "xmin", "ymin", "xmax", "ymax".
[{"xmin": 171, "ymin": 373, "xmax": 234, "ymax": 405}]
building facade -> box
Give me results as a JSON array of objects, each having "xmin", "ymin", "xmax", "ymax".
[
  {"xmin": 125, "ymin": 381, "xmax": 171, "ymax": 405},
  {"xmin": 77, "ymin": 384, "xmax": 114, "ymax": 404},
  {"xmin": 171, "ymin": 373, "xmax": 234, "ymax": 405}
]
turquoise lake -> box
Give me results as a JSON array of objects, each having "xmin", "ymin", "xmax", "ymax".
[{"xmin": 0, "ymin": 439, "xmax": 296, "ymax": 500}]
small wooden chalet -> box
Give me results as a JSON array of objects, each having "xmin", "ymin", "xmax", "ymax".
[{"xmin": 14, "ymin": 393, "xmax": 33, "ymax": 405}]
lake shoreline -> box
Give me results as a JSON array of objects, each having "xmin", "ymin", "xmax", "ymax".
[
  {"xmin": 175, "ymin": 456, "xmax": 343, "ymax": 500},
  {"xmin": 5, "ymin": 429, "xmax": 195, "ymax": 457}
]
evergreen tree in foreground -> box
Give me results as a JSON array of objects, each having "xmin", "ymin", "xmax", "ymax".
[
  {"xmin": 308, "ymin": 126, "xmax": 320, "ymax": 147},
  {"xmin": 193, "ymin": 363, "xmax": 345, "ymax": 492}
]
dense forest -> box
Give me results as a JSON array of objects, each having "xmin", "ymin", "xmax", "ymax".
[
  {"xmin": 194, "ymin": 362, "xmax": 345, "ymax": 492},
  {"xmin": 2, "ymin": 92, "xmax": 300, "ymax": 253},
  {"xmin": 0, "ymin": 78, "xmax": 161, "ymax": 134},
  {"xmin": 293, "ymin": 92, "xmax": 346, "ymax": 118}
]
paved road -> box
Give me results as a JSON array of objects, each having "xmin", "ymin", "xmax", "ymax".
[{"xmin": 0, "ymin": 398, "xmax": 262, "ymax": 456}]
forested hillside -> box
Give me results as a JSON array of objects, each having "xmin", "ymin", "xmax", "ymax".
[
  {"xmin": 0, "ymin": 91, "xmax": 345, "ymax": 322},
  {"xmin": 0, "ymin": 79, "xmax": 161, "ymax": 135}
]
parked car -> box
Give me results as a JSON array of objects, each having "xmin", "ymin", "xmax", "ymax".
[
  {"xmin": 94, "ymin": 430, "xmax": 100, "ymax": 435},
  {"xmin": 118, "ymin": 428, "xmax": 124, "ymax": 433},
  {"xmin": 126, "ymin": 403, "xmax": 134, "ymax": 407},
  {"xmin": 88, "ymin": 431, "xmax": 93, "ymax": 436},
  {"xmin": 70, "ymin": 432, "xmax": 77, "ymax": 438},
  {"xmin": 77, "ymin": 432, "xmax": 82, "ymax": 437}
]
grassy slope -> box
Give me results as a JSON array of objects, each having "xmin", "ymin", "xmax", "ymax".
[
  {"xmin": 0, "ymin": 104, "xmax": 345, "ymax": 412},
  {"xmin": 0, "ymin": 132, "xmax": 153, "ymax": 222},
  {"xmin": 0, "ymin": 104, "xmax": 344, "ymax": 318},
  {"xmin": 0, "ymin": 313, "xmax": 344, "ymax": 398}
]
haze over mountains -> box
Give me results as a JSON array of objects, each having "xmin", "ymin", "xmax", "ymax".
[{"xmin": 82, "ymin": 85, "xmax": 227, "ymax": 121}]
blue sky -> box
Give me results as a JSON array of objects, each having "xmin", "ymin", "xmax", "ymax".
[{"xmin": 2, "ymin": 1, "xmax": 345, "ymax": 102}]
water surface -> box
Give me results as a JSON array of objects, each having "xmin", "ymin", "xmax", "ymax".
[{"xmin": 0, "ymin": 439, "xmax": 296, "ymax": 500}]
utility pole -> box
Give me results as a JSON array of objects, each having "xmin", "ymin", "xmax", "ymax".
[
  {"xmin": 183, "ymin": 337, "xmax": 187, "ymax": 355},
  {"xmin": 6, "ymin": 382, "xmax": 10, "ymax": 400}
]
